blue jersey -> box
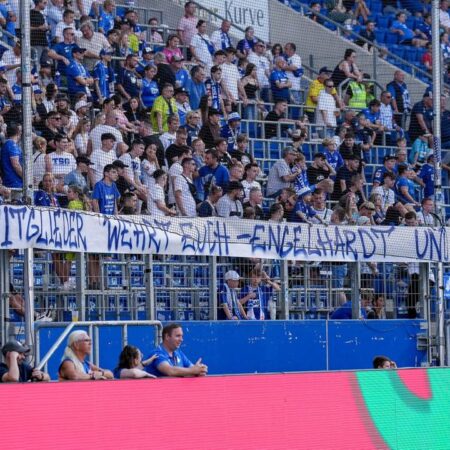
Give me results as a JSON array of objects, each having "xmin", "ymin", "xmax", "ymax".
[
  {"xmin": 92, "ymin": 180, "xmax": 120, "ymax": 215},
  {"xmin": 395, "ymin": 176, "xmax": 416, "ymax": 204},
  {"xmin": 324, "ymin": 149, "xmax": 344, "ymax": 174},
  {"xmin": 293, "ymin": 199, "xmax": 316, "ymax": 222},
  {"xmin": 66, "ymin": 60, "xmax": 90, "ymax": 96},
  {"xmin": 292, "ymin": 168, "xmax": 310, "ymax": 196},
  {"xmin": 205, "ymin": 78, "xmax": 222, "ymax": 112},
  {"xmin": 1, "ymin": 139, "xmax": 22, "ymax": 188},
  {"xmin": 98, "ymin": 11, "xmax": 114, "ymax": 33},
  {"xmin": 92, "ymin": 61, "xmax": 115, "ymax": 101},
  {"xmin": 362, "ymin": 108, "xmax": 380, "ymax": 125},
  {"xmin": 416, "ymin": 21, "xmax": 432, "ymax": 40},
  {"xmin": 418, "ymin": 163, "xmax": 434, "ymax": 198},
  {"xmin": 51, "ymin": 42, "xmax": 76, "ymax": 75},
  {"xmin": 220, "ymin": 124, "xmax": 240, "ymax": 152},
  {"xmin": 145, "ymin": 344, "xmax": 193, "ymax": 377},
  {"xmin": 0, "ymin": 94, "xmax": 11, "ymax": 113},
  {"xmin": 372, "ymin": 166, "xmax": 390, "ymax": 185},
  {"xmin": 270, "ymin": 69, "xmax": 290, "ymax": 101},
  {"xmin": 175, "ymin": 68, "xmax": 190, "ymax": 89},
  {"xmin": 34, "ymin": 190, "xmax": 60, "ymax": 207},
  {"xmin": 11, "ymin": 83, "xmax": 21, "ymax": 105},
  {"xmin": 118, "ymin": 67, "xmax": 140, "ymax": 97},
  {"xmin": 240, "ymin": 284, "xmax": 265, "ymax": 320},
  {"xmin": 140, "ymin": 78, "xmax": 159, "ymax": 108},
  {"xmin": 198, "ymin": 164, "xmax": 229, "ymax": 199},
  {"xmin": 391, "ymin": 21, "xmax": 414, "ymax": 41},
  {"xmin": 185, "ymin": 78, "xmax": 206, "ymax": 110}
]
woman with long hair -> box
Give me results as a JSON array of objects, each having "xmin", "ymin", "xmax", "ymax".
[
  {"xmin": 72, "ymin": 117, "xmax": 91, "ymax": 157},
  {"xmin": 240, "ymin": 63, "xmax": 265, "ymax": 120},
  {"xmin": 114, "ymin": 345, "xmax": 157, "ymax": 379}
]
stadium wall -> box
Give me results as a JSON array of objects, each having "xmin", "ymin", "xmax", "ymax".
[
  {"xmin": 36, "ymin": 320, "xmax": 427, "ymax": 379},
  {"xmin": 2, "ymin": 368, "xmax": 449, "ymax": 450}
]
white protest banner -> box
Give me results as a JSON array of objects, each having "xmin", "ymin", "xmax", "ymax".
[{"xmin": 0, "ymin": 206, "xmax": 448, "ymax": 263}]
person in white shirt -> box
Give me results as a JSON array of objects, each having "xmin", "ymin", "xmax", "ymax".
[
  {"xmin": 71, "ymin": 0, "xmax": 97, "ymax": 18},
  {"xmin": 284, "ymin": 43, "xmax": 303, "ymax": 106},
  {"xmin": 190, "ymin": 20, "xmax": 214, "ymax": 71},
  {"xmin": 216, "ymin": 180, "xmax": 244, "ymax": 218},
  {"xmin": 241, "ymin": 162, "xmax": 261, "ymax": 202},
  {"xmin": 88, "ymin": 111, "xmax": 127, "ymax": 156},
  {"xmin": 168, "ymin": 147, "xmax": 192, "ymax": 206},
  {"xmin": 316, "ymin": 80, "xmax": 338, "ymax": 137},
  {"xmin": 54, "ymin": 9, "xmax": 82, "ymax": 42},
  {"xmin": 311, "ymin": 189, "xmax": 334, "ymax": 224},
  {"xmin": 45, "ymin": 134, "xmax": 77, "ymax": 190},
  {"xmin": 440, "ymin": 0, "xmax": 450, "ymax": 32},
  {"xmin": 371, "ymin": 172, "xmax": 396, "ymax": 211},
  {"xmin": 119, "ymin": 140, "xmax": 147, "ymax": 198},
  {"xmin": 416, "ymin": 197, "xmax": 438, "ymax": 226},
  {"xmin": 89, "ymin": 132, "xmax": 118, "ymax": 185},
  {"xmin": 148, "ymin": 169, "xmax": 176, "ymax": 217},
  {"xmin": 248, "ymin": 41, "xmax": 271, "ymax": 103},
  {"xmin": 0, "ymin": 42, "xmax": 21, "ymax": 87},
  {"xmin": 174, "ymin": 157, "xmax": 198, "ymax": 217},
  {"xmin": 211, "ymin": 20, "xmax": 233, "ymax": 51},
  {"xmin": 160, "ymin": 115, "xmax": 180, "ymax": 150},
  {"xmin": 221, "ymin": 47, "xmax": 246, "ymax": 106}
]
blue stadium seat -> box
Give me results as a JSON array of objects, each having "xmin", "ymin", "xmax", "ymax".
[
  {"xmin": 323, "ymin": 21, "xmax": 337, "ymax": 31},
  {"xmin": 119, "ymin": 295, "xmax": 131, "ymax": 320},
  {"xmin": 385, "ymin": 32, "xmax": 399, "ymax": 45},
  {"xmin": 106, "ymin": 264, "xmax": 122, "ymax": 289},
  {"xmin": 374, "ymin": 29, "xmax": 386, "ymax": 44},
  {"xmin": 404, "ymin": 47, "xmax": 418, "ymax": 63},
  {"xmin": 389, "ymin": 44, "xmax": 405, "ymax": 59},
  {"xmin": 130, "ymin": 264, "xmax": 144, "ymax": 287},
  {"xmin": 252, "ymin": 140, "xmax": 265, "ymax": 159},
  {"xmin": 269, "ymin": 141, "xmax": 281, "ymax": 159},
  {"xmin": 405, "ymin": 16, "xmax": 416, "ymax": 29},
  {"xmin": 377, "ymin": 16, "xmax": 391, "ymax": 29},
  {"xmin": 371, "ymin": 1, "xmax": 383, "ymax": 14},
  {"xmin": 153, "ymin": 265, "xmax": 165, "ymax": 286}
]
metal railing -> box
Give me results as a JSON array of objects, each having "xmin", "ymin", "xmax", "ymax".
[{"xmin": 34, "ymin": 320, "xmax": 163, "ymax": 372}]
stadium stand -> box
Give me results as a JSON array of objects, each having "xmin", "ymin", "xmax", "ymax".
[{"xmin": 0, "ymin": 0, "xmax": 449, "ymax": 344}]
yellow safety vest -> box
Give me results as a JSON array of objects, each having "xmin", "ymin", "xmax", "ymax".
[{"xmin": 348, "ymin": 82, "xmax": 367, "ymax": 109}]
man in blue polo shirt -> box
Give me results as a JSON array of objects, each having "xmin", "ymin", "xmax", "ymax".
[
  {"xmin": 66, "ymin": 46, "xmax": 94, "ymax": 102},
  {"xmin": 92, "ymin": 48, "xmax": 115, "ymax": 104},
  {"xmin": 270, "ymin": 56, "xmax": 291, "ymax": 102},
  {"xmin": 1, "ymin": 123, "xmax": 22, "ymax": 188},
  {"xmin": 372, "ymin": 154, "xmax": 396, "ymax": 188},
  {"xmin": 145, "ymin": 323, "xmax": 208, "ymax": 377}
]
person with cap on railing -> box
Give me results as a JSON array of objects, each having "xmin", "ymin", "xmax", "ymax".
[
  {"xmin": 0, "ymin": 341, "xmax": 50, "ymax": 383},
  {"xmin": 218, "ymin": 271, "xmax": 248, "ymax": 320}
]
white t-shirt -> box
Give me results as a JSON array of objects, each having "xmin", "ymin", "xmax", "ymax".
[
  {"xmin": 71, "ymin": 0, "xmax": 95, "ymax": 17},
  {"xmin": 174, "ymin": 174, "xmax": 197, "ymax": 217},
  {"xmin": 1, "ymin": 50, "xmax": 21, "ymax": 87},
  {"xmin": 33, "ymin": 152, "xmax": 47, "ymax": 187},
  {"xmin": 141, "ymin": 159, "xmax": 157, "ymax": 191},
  {"xmin": 440, "ymin": 9, "xmax": 450, "ymax": 28},
  {"xmin": 316, "ymin": 91, "xmax": 337, "ymax": 127},
  {"xmin": 119, "ymin": 153, "xmax": 141, "ymax": 184},
  {"xmin": 248, "ymin": 53, "xmax": 271, "ymax": 88},
  {"xmin": 241, "ymin": 179, "xmax": 261, "ymax": 202},
  {"xmin": 48, "ymin": 151, "xmax": 76, "ymax": 177},
  {"xmin": 89, "ymin": 125, "xmax": 123, "ymax": 153},
  {"xmin": 190, "ymin": 33, "xmax": 214, "ymax": 69},
  {"xmin": 221, "ymin": 62, "xmax": 241, "ymax": 100},
  {"xmin": 74, "ymin": 132, "xmax": 89, "ymax": 156},
  {"xmin": 371, "ymin": 186, "xmax": 395, "ymax": 211},
  {"xmin": 216, "ymin": 195, "xmax": 243, "ymax": 218},
  {"xmin": 148, "ymin": 184, "xmax": 166, "ymax": 216},
  {"xmin": 285, "ymin": 53, "xmax": 302, "ymax": 91},
  {"xmin": 90, "ymin": 148, "xmax": 116, "ymax": 184},
  {"xmin": 160, "ymin": 132, "xmax": 176, "ymax": 150},
  {"xmin": 55, "ymin": 22, "xmax": 81, "ymax": 41},
  {"xmin": 168, "ymin": 162, "xmax": 183, "ymax": 205},
  {"xmin": 312, "ymin": 207, "xmax": 334, "ymax": 224}
]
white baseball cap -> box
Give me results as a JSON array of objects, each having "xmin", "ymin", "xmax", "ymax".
[{"xmin": 224, "ymin": 270, "xmax": 240, "ymax": 281}]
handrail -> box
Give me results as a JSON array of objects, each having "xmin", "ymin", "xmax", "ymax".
[
  {"xmin": 284, "ymin": 0, "xmax": 439, "ymax": 84},
  {"xmin": 34, "ymin": 320, "xmax": 163, "ymax": 371}
]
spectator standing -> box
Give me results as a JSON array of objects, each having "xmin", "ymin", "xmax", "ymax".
[
  {"xmin": 150, "ymin": 83, "xmax": 178, "ymax": 133},
  {"xmin": 185, "ymin": 65, "xmax": 206, "ymax": 110},
  {"xmin": 30, "ymin": 0, "xmax": 49, "ymax": 65},
  {"xmin": 218, "ymin": 271, "xmax": 248, "ymax": 320},
  {"xmin": 243, "ymin": 187, "xmax": 264, "ymax": 220},
  {"xmin": 266, "ymin": 146, "xmax": 300, "ymax": 197},
  {"xmin": 1, "ymin": 41, "xmax": 21, "ymax": 88},
  {"xmin": 221, "ymin": 47, "xmax": 244, "ymax": 108},
  {"xmin": 66, "ymin": 46, "xmax": 94, "ymax": 103},
  {"xmin": 46, "ymin": 134, "xmax": 77, "ymax": 190},
  {"xmin": 76, "ymin": 21, "xmax": 111, "ymax": 71},
  {"xmin": 236, "ymin": 26, "xmax": 257, "ymax": 59},
  {"xmin": 177, "ymin": 1, "xmax": 198, "ymax": 58},
  {"xmin": 190, "ymin": 20, "xmax": 214, "ymax": 71},
  {"xmin": 199, "ymin": 108, "xmax": 221, "ymax": 149},
  {"xmin": 386, "ymin": 71, "xmax": 411, "ymax": 123},
  {"xmin": 48, "ymin": 28, "xmax": 77, "ymax": 80},
  {"xmin": 198, "ymin": 148, "xmax": 230, "ymax": 199},
  {"xmin": 140, "ymin": 65, "xmax": 159, "ymax": 110},
  {"xmin": 316, "ymin": 79, "xmax": 338, "ymax": 137},
  {"xmin": 395, "ymin": 164, "xmax": 420, "ymax": 207},
  {"xmin": 92, "ymin": 49, "xmax": 115, "ymax": 105},
  {"xmin": 372, "ymin": 172, "xmax": 396, "ymax": 211},
  {"xmin": 216, "ymin": 180, "xmax": 244, "ymax": 218},
  {"xmin": 205, "ymin": 65, "xmax": 226, "ymax": 114},
  {"xmin": 408, "ymin": 92, "xmax": 433, "ymax": 144},
  {"xmin": 330, "ymin": 49, "xmax": 362, "ymax": 89},
  {"xmin": 248, "ymin": 40, "xmax": 271, "ymax": 103},
  {"xmin": 332, "ymin": 154, "xmax": 360, "ymax": 201},
  {"xmin": 311, "ymin": 189, "xmax": 334, "ymax": 224},
  {"xmin": 174, "ymin": 157, "xmax": 198, "ymax": 217},
  {"xmin": 90, "ymin": 132, "xmax": 117, "ymax": 184},
  {"xmin": 322, "ymin": 138, "xmax": 344, "ymax": 174},
  {"xmin": 119, "ymin": 140, "xmax": 147, "ymax": 200},
  {"xmin": 284, "ymin": 42, "xmax": 303, "ymax": 110},
  {"xmin": 1, "ymin": 123, "xmax": 22, "ymax": 189},
  {"xmin": 270, "ymin": 56, "xmax": 291, "ymax": 102},
  {"xmin": 64, "ymin": 155, "xmax": 92, "ymax": 191},
  {"xmin": 91, "ymin": 164, "xmax": 120, "ymax": 215},
  {"xmin": 241, "ymin": 162, "xmax": 261, "ymax": 201},
  {"xmin": 162, "ymin": 34, "xmax": 183, "ymax": 65},
  {"xmin": 116, "ymin": 54, "xmax": 141, "ymax": 102},
  {"xmin": 174, "ymin": 87, "xmax": 192, "ymax": 126},
  {"xmin": 148, "ymin": 169, "xmax": 176, "ymax": 217},
  {"xmin": 198, "ymin": 184, "xmax": 222, "ymax": 217},
  {"xmin": 211, "ymin": 20, "xmax": 233, "ymax": 51},
  {"xmin": 418, "ymin": 154, "xmax": 435, "ymax": 200}
]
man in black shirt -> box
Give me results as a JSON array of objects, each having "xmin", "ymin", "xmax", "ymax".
[
  {"xmin": 307, "ymin": 152, "xmax": 335, "ymax": 188},
  {"xmin": 331, "ymin": 154, "xmax": 360, "ymax": 201},
  {"xmin": 165, "ymin": 128, "xmax": 189, "ymax": 167},
  {"xmin": 30, "ymin": 0, "xmax": 49, "ymax": 64},
  {"xmin": 355, "ymin": 21, "xmax": 376, "ymax": 50},
  {"xmin": 243, "ymin": 187, "xmax": 265, "ymax": 220},
  {"xmin": 112, "ymin": 160, "xmax": 133, "ymax": 195},
  {"xmin": 265, "ymin": 99, "xmax": 288, "ymax": 139}
]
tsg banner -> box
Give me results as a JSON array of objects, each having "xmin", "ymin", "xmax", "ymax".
[{"xmin": 0, "ymin": 206, "xmax": 448, "ymax": 262}]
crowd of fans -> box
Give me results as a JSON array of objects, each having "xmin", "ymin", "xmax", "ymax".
[{"xmin": 0, "ymin": 2, "xmax": 446, "ymax": 318}]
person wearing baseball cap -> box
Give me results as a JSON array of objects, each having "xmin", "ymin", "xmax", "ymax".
[
  {"xmin": 218, "ymin": 271, "xmax": 247, "ymax": 320},
  {"xmin": 217, "ymin": 180, "xmax": 244, "ymax": 218},
  {"xmin": 305, "ymin": 66, "xmax": 341, "ymax": 122},
  {"xmin": 92, "ymin": 48, "xmax": 115, "ymax": 105},
  {"xmin": 174, "ymin": 87, "xmax": 191, "ymax": 126},
  {"xmin": 64, "ymin": 155, "xmax": 93, "ymax": 192},
  {"xmin": 0, "ymin": 341, "xmax": 50, "ymax": 382},
  {"xmin": 220, "ymin": 111, "xmax": 241, "ymax": 152},
  {"xmin": 66, "ymin": 46, "xmax": 94, "ymax": 103},
  {"xmin": 372, "ymin": 154, "xmax": 397, "ymax": 187}
]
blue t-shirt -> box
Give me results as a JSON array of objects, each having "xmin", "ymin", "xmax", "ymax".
[
  {"xmin": 145, "ymin": 344, "xmax": 193, "ymax": 377},
  {"xmin": 362, "ymin": 107, "xmax": 380, "ymax": 125},
  {"xmin": 34, "ymin": 190, "xmax": 60, "ymax": 207},
  {"xmin": 141, "ymin": 78, "xmax": 159, "ymax": 108},
  {"xmin": 330, "ymin": 301, "xmax": 366, "ymax": 319},
  {"xmin": 0, "ymin": 362, "xmax": 33, "ymax": 382},
  {"xmin": 198, "ymin": 164, "xmax": 230, "ymax": 199},
  {"xmin": 11, "ymin": 83, "xmax": 21, "ymax": 105},
  {"xmin": 292, "ymin": 168, "xmax": 310, "ymax": 196},
  {"xmin": 92, "ymin": 61, "xmax": 115, "ymax": 101},
  {"xmin": 51, "ymin": 42, "xmax": 76, "ymax": 75},
  {"xmin": 391, "ymin": 21, "xmax": 415, "ymax": 41},
  {"xmin": 1, "ymin": 139, "xmax": 23, "ymax": 188},
  {"xmin": 220, "ymin": 124, "xmax": 240, "ymax": 152},
  {"xmin": 92, "ymin": 180, "xmax": 120, "ymax": 215},
  {"xmin": 118, "ymin": 67, "xmax": 140, "ymax": 98},
  {"xmin": 324, "ymin": 149, "xmax": 344, "ymax": 174},
  {"xmin": 372, "ymin": 166, "xmax": 390, "ymax": 185},
  {"xmin": 66, "ymin": 60, "xmax": 90, "ymax": 96},
  {"xmin": 98, "ymin": 11, "xmax": 114, "ymax": 33},
  {"xmin": 418, "ymin": 163, "xmax": 434, "ymax": 198},
  {"xmin": 185, "ymin": 78, "xmax": 206, "ymax": 110},
  {"xmin": 293, "ymin": 199, "xmax": 316, "ymax": 222},
  {"xmin": 395, "ymin": 176, "xmax": 416, "ymax": 204},
  {"xmin": 236, "ymin": 37, "xmax": 257, "ymax": 54},
  {"xmin": 416, "ymin": 21, "xmax": 431, "ymax": 40},
  {"xmin": 175, "ymin": 69, "xmax": 190, "ymax": 90},
  {"xmin": 270, "ymin": 69, "xmax": 290, "ymax": 101}
]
